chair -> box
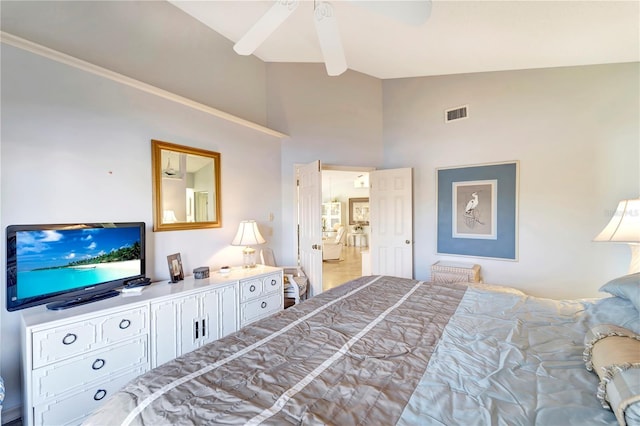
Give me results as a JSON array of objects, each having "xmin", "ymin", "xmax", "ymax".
[
  {"xmin": 260, "ymin": 248, "xmax": 308, "ymax": 305},
  {"xmin": 323, "ymin": 226, "xmax": 346, "ymax": 261}
]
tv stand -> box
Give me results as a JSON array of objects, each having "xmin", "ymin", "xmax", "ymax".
[
  {"xmin": 46, "ymin": 290, "xmax": 120, "ymax": 310},
  {"xmin": 20, "ymin": 266, "xmax": 283, "ymax": 426}
]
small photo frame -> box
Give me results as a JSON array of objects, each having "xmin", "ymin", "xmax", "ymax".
[{"xmin": 167, "ymin": 253, "xmax": 184, "ymax": 283}]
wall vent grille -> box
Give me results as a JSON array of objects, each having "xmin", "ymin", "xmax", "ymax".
[{"xmin": 445, "ymin": 105, "xmax": 468, "ymax": 123}]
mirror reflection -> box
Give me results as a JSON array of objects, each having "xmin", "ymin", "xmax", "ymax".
[{"xmin": 152, "ymin": 140, "xmax": 221, "ymax": 231}]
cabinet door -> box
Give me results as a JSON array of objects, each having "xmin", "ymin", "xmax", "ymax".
[
  {"xmin": 150, "ymin": 300, "xmax": 178, "ymax": 368},
  {"xmin": 176, "ymin": 294, "xmax": 202, "ymax": 355},
  {"xmin": 200, "ymin": 290, "xmax": 220, "ymax": 346},
  {"xmin": 219, "ymin": 284, "xmax": 237, "ymax": 337}
]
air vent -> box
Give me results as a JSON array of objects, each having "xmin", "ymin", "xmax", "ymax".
[{"xmin": 445, "ymin": 105, "xmax": 468, "ymax": 123}]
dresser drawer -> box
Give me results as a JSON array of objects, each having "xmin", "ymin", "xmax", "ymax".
[
  {"xmin": 240, "ymin": 292, "xmax": 283, "ymax": 326},
  {"xmin": 239, "ymin": 277, "xmax": 263, "ymax": 302},
  {"xmin": 32, "ymin": 366, "xmax": 145, "ymax": 426},
  {"xmin": 99, "ymin": 307, "xmax": 148, "ymax": 343},
  {"xmin": 32, "ymin": 336, "xmax": 148, "ymax": 405},
  {"xmin": 32, "ymin": 322, "xmax": 97, "ymax": 369},
  {"xmin": 31, "ymin": 306, "xmax": 149, "ymax": 369},
  {"xmin": 262, "ymin": 273, "xmax": 282, "ymax": 295}
]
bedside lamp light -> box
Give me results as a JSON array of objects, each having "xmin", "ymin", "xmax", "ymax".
[
  {"xmin": 594, "ymin": 198, "xmax": 640, "ymax": 273},
  {"xmin": 232, "ymin": 220, "xmax": 266, "ymax": 268}
]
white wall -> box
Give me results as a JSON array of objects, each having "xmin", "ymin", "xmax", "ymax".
[
  {"xmin": 266, "ymin": 63, "xmax": 384, "ymax": 266},
  {"xmin": 0, "ymin": 44, "xmax": 282, "ymax": 418},
  {"xmin": 382, "ymin": 63, "xmax": 640, "ymax": 299},
  {"xmin": 0, "ymin": 0, "xmax": 268, "ymax": 126}
]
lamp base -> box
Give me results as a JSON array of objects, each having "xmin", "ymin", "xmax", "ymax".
[
  {"xmin": 242, "ymin": 246, "xmax": 257, "ymax": 268},
  {"xmin": 629, "ymin": 243, "xmax": 640, "ymax": 274}
]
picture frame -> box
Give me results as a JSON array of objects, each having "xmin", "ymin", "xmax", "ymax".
[
  {"xmin": 167, "ymin": 253, "xmax": 184, "ymax": 283},
  {"xmin": 436, "ymin": 161, "xmax": 519, "ymax": 260},
  {"xmin": 349, "ymin": 197, "xmax": 370, "ymax": 225}
]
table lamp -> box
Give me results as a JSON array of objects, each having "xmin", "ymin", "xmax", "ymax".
[
  {"xmin": 232, "ymin": 220, "xmax": 266, "ymax": 268},
  {"xmin": 594, "ymin": 198, "xmax": 640, "ymax": 273}
]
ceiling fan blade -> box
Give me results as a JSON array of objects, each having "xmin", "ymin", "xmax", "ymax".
[
  {"xmin": 314, "ymin": 2, "xmax": 347, "ymax": 77},
  {"xmin": 349, "ymin": 1, "xmax": 432, "ymax": 26},
  {"xmin": 233, "ymin": 0, "xmax": 300, "ymax": 55}
]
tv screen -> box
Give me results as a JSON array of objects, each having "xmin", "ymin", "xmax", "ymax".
[{"xmin": 6, "ymin": 222, "xmax": 145, "ymax": 311}]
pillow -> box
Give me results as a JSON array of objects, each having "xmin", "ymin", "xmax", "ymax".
[
  {"xmin": 600, "ymin": 273, "xmax": 640, "ymax": 312},
  {"xmin": 584, "ymin": 324, "xmax": 640, "ymax": 426}
]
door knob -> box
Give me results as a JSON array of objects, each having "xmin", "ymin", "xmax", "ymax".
[{"xmin": 405, "ymin": 240, "xmax": 411, "ymax": 244}]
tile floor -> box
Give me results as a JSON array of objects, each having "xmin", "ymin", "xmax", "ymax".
[{"xmin": 322, "ymin": 245, "xmax": 365, "ymax": 291}]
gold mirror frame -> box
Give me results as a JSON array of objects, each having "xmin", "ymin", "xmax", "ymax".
[{"xmin": 152, "ymin": 139, "xmax": 221, "ymax": 231}]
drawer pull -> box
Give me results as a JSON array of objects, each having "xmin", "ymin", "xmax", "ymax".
[
  {"xmin": 62, "ymin": 333, "xmax": 77, "ymax": 345},
  {"xmin": 270, "ymin": 279, "xmax": 277, "ymax": 286},
  {"xmin": 92, "ymin": 358, "xmax": 106, "ymax": 370},
  {"xmin": 93, "ymin": 389, "xmax": 107, "ymax": 401},
  {"xmin": 249, "ymin": 284, "xmax": 256, "ymax": 292},
  {"xmin": 261, "ymin": 301, "xmax": 267, "ymax": 309},
  {"xmin": 119, "ymin": 319, "xmax": 131, "ymax": 329}
]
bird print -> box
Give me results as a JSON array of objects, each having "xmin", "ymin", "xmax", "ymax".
[
  {"xmin": 463, "ymin": 191, "xmax": 484, "ymax": 228},
  {"xmin": 465, "ymin": 192, "xmax": 479, "ymax": 214}
]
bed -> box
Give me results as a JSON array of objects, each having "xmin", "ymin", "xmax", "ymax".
[{"xmin": 84, "ymin": 274, "xmax": 640, "ymax": 425}]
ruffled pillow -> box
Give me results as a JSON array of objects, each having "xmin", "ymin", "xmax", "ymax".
[
  {"xmin": 584, "ymin": 324, "xmax": 640, "ymax": 426},
  {"xmin": 600, "ymin": 273, "xmax": 640, "ymax": 312}
]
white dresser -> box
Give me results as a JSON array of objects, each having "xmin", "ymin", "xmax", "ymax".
[{"xmin": 20, "ymin": 266, "xmax": 283, "ymax": 426}]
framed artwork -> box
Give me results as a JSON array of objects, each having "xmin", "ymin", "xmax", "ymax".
[
  {"xmin": 167, "ymin": 253, "xmax": 184, "ymax": 283},
  {"xmin": 349, "ymin": 197, "xmax": 370, "ymax": 225},
  {"xmin": 437, "ymin": 161, "xmax": 519, "ymax": 260}
]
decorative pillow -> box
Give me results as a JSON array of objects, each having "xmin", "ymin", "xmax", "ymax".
[
  {"xmin": 584, "ymin": 324, "xmax": 640, "ymax": 426},
  {"xmin": 599, "ymin": 273, "xmax": 640, "ymax": 312}
]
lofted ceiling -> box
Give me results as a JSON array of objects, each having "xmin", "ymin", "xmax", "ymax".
[{"xmin": 169, "ymin": 0, "xmax": 640, "ymax": 79}]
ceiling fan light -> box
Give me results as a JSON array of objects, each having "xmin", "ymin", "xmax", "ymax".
[
  {"xmin": 233, "ymin": 0, "xmax": 300, "ymax": 55},
  {"xmin": 314, "ymin": 2, "xmax": 347, "ymax": 76}
]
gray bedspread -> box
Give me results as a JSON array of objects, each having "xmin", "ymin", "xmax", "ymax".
[
  {"xmin": 85, "ymin": 275, "xmax": 639, "ymax": 425},
  {"xmin": 86, "ymin": 275, "xmax": 466, "ymax": 425}
]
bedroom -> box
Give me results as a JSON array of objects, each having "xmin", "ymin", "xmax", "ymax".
[{"xmin": 0, "ymin": 0, "xmax": 638, "ymax": 424}]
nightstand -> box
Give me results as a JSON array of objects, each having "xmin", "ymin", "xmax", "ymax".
[{"xmin": 431, "ymin": 261, "xmax": 481, "ymax": 284}]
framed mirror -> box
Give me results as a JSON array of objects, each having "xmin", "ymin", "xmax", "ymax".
[{"xmin": 152, "ymin": 140, "xmax": 221, "ymax": 231}]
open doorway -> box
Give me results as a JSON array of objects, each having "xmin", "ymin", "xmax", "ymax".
[{"xmin": 321, "ymin": 169, "xmax": 370, "ymax": 291}]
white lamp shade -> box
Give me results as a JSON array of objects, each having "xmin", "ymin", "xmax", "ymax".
[
  {"xmin": 594, "ymin": 199, "xmax": 640, "ymax": 243},
  {"xmin": 232, "ymin": 220, "xmax": 266, "ymax": 246},
  {"xmin": 163, "ymin": 210, "xmax": 178, "ymax": 223}
]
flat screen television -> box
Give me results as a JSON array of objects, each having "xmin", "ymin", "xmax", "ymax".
[{"xmin": 6, "ymin": 222, "xmax": 145, "ymax": 311}]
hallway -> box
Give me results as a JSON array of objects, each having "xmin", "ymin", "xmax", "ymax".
[{"xmin": 322, "ymin": 245, "xmax": 364, "ymax": 291}]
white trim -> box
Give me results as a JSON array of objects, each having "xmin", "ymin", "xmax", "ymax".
[{"xmin": 0, "ymin": 31, "xmax": 288, "ymax": 140}]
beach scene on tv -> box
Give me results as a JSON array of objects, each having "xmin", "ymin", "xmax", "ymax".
[{"xmin": 15, "ymin": 227, "xmax": 142, "ymax": 299}]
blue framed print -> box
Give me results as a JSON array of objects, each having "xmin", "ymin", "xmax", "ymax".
[{"xmin": 437, "ymin": 161, "xmax": 519, "ymax": 260}]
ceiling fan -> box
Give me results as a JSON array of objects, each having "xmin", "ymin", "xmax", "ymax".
[{"xmin": 233, "ymin": 0, "xmax": 433, "ymax": 77}]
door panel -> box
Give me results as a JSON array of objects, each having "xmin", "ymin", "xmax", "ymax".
[
  {"xmin": 297, "ymin": 161, "xmax": 323, "ymax": 296},
  {"xmin": 370, "ymin": 168, "xmax": 413, "ymax": 278}
]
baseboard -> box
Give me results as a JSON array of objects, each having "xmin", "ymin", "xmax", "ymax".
[{"xmin": 1, "ymin": 404, "xmax": 21, "ymax": 425}]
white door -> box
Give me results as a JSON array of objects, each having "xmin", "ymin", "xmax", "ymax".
[
  {"xmin": 297, "ymin": 161, "xmax": 324, "ymax": 296},
  {"xmin": 369, "ymin": 168, "xmax": 414, "ymax": 278}
]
